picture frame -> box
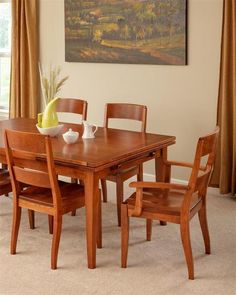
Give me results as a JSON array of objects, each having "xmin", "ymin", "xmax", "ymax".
[{"xmin": 65, "ymin": 0, "xmax": 187, "ymax": 65}]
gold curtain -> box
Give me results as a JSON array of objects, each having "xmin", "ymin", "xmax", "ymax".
[
  {"xmin": 210, "ymin": 0, "xmax": 236, "ymax": 194},
  {"xmin": 10, "ymin": 0, "xmax": 39, "ymax": 119}
]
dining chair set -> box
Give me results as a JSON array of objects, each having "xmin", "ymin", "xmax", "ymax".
[{"xmin": 0, "ymin": 98, "xmax": 219, "ymax": 279}]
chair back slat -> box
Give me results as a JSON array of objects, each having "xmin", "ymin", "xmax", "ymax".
[
  {"xmin": 104, "ymin": 103, "xmax": 147, "ymax": 132},
  {"xmin": 5, "ymin": 130, "xmax": 46, "ymax": 154},
  {"xmin": 13, "ymin": 166, "xmax": 51, "ymax": 188},
  {"xmin": 56, "ymin": 98, "xmax": 87, "ymax": 120},
  {"xmin": 200, "ymin": 132, "xmax": 219, "ymax": 158},
  {"xmin": 179, "ymin": 127, "xmax": 219, "ymax": 215}
]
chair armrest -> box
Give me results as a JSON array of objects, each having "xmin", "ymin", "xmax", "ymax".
[
  {"xmin": 165, "ymin": 160, "xmax": 193, "ymax": 168},
  {"xmin": 165, "ymin": 160, "xmax": 206, "ymax": 171},
  {"xmin": 129, "ymin": 187, "xmax": 143, "ymax": 217},
  {"xmin": 129, "ymin": 181, "xmax": 189, "ymax": 190}
]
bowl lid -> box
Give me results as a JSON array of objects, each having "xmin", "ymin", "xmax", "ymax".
[{"xmin": 63, "ymin": 128, "xmax": 78, "ymax": 137}]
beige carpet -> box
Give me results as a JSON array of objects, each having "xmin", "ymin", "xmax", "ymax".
[{"xmin": 0, "ymin": 188, "xmax": 235, "ymax": 295}]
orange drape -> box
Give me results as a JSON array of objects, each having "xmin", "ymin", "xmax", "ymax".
[
  {"xmin": 10, "ymin": 0, "xmax": 39, "ymax": 119},
  {"xmin": 210, "ymin": 0, "xmax": 236, "ymax": 194}
]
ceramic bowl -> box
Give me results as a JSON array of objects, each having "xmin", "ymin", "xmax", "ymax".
[{"xmin": 36, "ymin": 124, "xmax": 64, "ymax": 137}]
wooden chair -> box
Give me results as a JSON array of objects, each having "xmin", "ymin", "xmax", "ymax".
[
  {"xmin": 121, "ymin": 127, "xmax": 219, "ymax": 279},
  {"xmin": 4, "ymin": 129, "xmax": 101, "ymax": 269},
  {"xmin": 57, "ymin": 97, "xmax": 87, "ymax": 216},
  {"xmin": 101, "ymin": 103, "xmax": 147, "ymax": 226}
]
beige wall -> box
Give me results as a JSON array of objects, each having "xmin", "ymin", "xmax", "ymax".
[{"xmin": 39, "ymin": 0, "xmax": 223, "ymax": 180}]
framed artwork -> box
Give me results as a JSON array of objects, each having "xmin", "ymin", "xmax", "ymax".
[{"xmin": 65, "ymin": 0, "xmax": 187, "ymax": 65}]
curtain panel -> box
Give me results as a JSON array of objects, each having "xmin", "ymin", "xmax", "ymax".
[
  {"xmin": 211, "ymin": 0, "xmax": 236, "ymax": 195},
  {"xmin": 10, "ymin": 0, "xmax": 39, "ymax": 119}
]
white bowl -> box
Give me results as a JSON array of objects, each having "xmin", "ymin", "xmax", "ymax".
[
  {"xmin": 63, "ymin": 129, "xmax": 79, "ymax": 144},
  {"xmin": 36, "ymin": 124, "xmax": 64, "ymax": 137}
]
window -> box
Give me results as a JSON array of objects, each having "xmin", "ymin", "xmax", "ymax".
[{"xmin": 0, "ymin": 0, "xmax": 11, "ymax": 112}]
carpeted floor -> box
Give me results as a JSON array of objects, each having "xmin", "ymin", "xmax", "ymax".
[{"xmin": 0, "ymin": 187, "xmax": 235, "ymax": 295}]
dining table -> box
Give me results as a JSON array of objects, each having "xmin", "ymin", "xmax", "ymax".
[{"xmin": 0, "ymin": 118, "xmax": 176, "ymax": 269}]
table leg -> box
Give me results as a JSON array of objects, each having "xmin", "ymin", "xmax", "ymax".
[
  {"xmin": 155, "ymin": 147, "xmax": 169, "ymax": 226},
  {"xmin": 155, "ymin": 147, "xmax": 169, "ymax": 182},
  {"xmin": 85, "ymin": 171, "xmax": 99, "ymax": 269}
]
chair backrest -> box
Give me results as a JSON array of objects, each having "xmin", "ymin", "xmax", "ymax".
[
  {"xmin": 104, "ymin": 103, "xmax": 147, "ymax": 132},
  {"xmin": 56, "ymin": 98, "xmax": 87, "ymax": 120},
  {"xmin": 188, "ymin": 127, "xmax": 220, "ymax": 196},
  {"xmin": 4, "ymin": 129, "xmax": 61, "ymax": 208}
]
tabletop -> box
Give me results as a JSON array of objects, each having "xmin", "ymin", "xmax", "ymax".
[{"xmin": 0, "ymin": 118, "xmax": 176, "ymax": 170}]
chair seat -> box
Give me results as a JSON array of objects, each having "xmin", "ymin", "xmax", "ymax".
[
  {"xmin": 127, "ymin": 188, "xmax": 202, "ymax": 222},
  {"xmin": 19, "ymin": 181, "xmax": 85, "ymax": 214}
]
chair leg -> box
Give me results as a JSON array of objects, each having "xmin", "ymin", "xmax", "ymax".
[
  {"xmin": 198, "ymin": 204, "xmax": 211, "ymax": 254},
  {"xmin": 146, "ymin": 219, "xmax": 152, "ymax": 241},
  {"xmin": 180, "ymin": 220, "xmax": 194, "ymax": 280},
  {"xmin": 101, "ymin": 179, "xmax": 107, "ymax": 203},
  {"xmin": 70, "ymin": 178, "xmax": 78, "ymax": 216},
  {"xmin": 11, "ymin": 206, "xmax": 22, "ymax": 255},
  {"xmin": 70, "ymin": 178, "xmax": 77, "ymax": 216},
  {"xmin": 71, "ymin": 210, "xmax": 76, "ymax": 216},
  {"xmin": 97, "ymin": 191, "xmax": 102, "ymax": 249},
  {"xmin": 28, "ymin": 209, "xmax": 35, "ymax": 229},
  {"xmin": 51, "ymin": 215, "xmax": 62, "ymax": 270},
  {"xmin": 121, "ymin": 203, "xmax": 129, "ymax": 268},
  {"xmin": 48, "ymin": 215, "xmax": 53, "ymax": 234},
  {"xmin": 116, "ymin": 178, "xmax": 123, "ymax": 227}
]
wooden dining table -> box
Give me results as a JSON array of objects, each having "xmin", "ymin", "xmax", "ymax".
[{"xmin": 0, "ymin": 118, "xmax": 176, "ymax": 269}]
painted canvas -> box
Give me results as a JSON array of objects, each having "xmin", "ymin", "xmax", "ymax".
[{"xmin": 65, "ymin": 0, "xmax": 187, "ymax": 65}]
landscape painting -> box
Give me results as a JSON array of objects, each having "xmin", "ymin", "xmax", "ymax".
[{"xmin": 65, "ymin": 0, "xmax": 187, "ymax": 65}]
